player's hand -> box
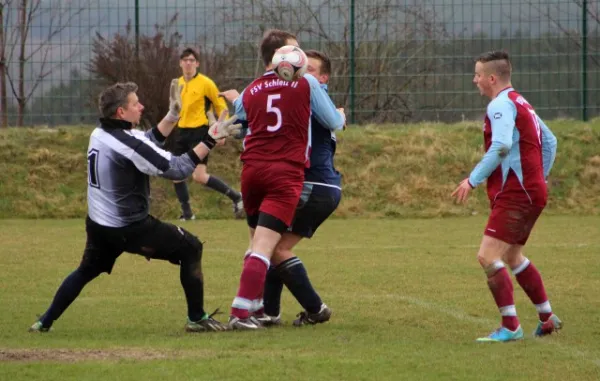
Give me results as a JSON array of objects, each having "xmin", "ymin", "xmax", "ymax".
[
  {"xmin": 166, "ymin": 79, "xmax": 183, "ymax": 122},
  {"xmin": 206, "ymin": 111, "xmax": 225, "ymax": 145},
  {"xmin": 219, "ymin": 89, "xmax": 240, "ymax": 103},
  {"xmin": 337, "ymin": 108, "xmax": 347, "ymax": 130},
  {"xmin": 207, "ymin": 110, "xmax": 242, "ymax": 140},
  {"xmin": 451, "ymin": 178, "xmax": 473, "ymax": 204},
  {"xmin": 206, "ymin": 110, "xmax": 229, "ymax": 145}
]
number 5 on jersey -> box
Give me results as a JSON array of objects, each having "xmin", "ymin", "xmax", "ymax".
[{"xmin": 267, "ymin": 94, "xmax": 282, "ymax": 132}]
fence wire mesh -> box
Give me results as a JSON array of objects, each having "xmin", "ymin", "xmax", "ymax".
[{"xmin": 0, "ymin": 0, "xmax": 598, "ymax": 126}]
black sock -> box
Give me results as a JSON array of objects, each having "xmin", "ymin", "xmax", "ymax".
[
  {"xmin": 276, "ymin": 257, "xmax": 322, "ymax": 314},
  {"xmin": 40, "ymin": 268, "xmax": 100, "ymax": 328},
  {"xmin": 206, "ymin": 176, "xmax": 241, "ymax": 202},
  {"xmin": 180, "ymin": 258, "xmax": 205, "ymax": 321},
  {"xmin": 174, "ymin": 182, "xmax": 192, "ymax": 216},
  {"xmin": 263, "ymin": 265, "xmax": 284, "ymax": 317}
]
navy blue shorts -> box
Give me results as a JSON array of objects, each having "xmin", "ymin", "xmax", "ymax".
[{"xmin": 288, "ymin": 184, "xmax": 341, "ymax": 238}]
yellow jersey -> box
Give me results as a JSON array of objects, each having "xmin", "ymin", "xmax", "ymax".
[{"xmin": 177, "ymin": 73, "xmax": 228, "ymax": 128}]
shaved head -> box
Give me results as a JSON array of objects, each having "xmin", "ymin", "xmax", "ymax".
[{"xmin": 475, "ymin": 50, "xmax": 512, "ymax": 81}]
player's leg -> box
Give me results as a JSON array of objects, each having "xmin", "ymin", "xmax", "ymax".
[
  {"xmin": 229, "ymin": 161, "xmax": 303, "ymax": 330},
  {"xmin": 255, "ymin": 232, "xmax": 303, "ymax": 326},
  {"xmin": 230, "ymin": 217, "xmax": 284, "ymax": 329},
  {"xmin": 502, "ymin": 204, "xmax": 562, "ymax": 336},
  {"xmin": 262, "ymin": 185, "xmax": 313, "ymax": 320},
  {"xmin": 245, "ymin": 226, "xmax": 255, "ymax": 257},
  {"xmin": 172, "ymin": 129, "xmax": 195, "ymax": 220},
  {"xmin": 29, "ymin": 217, "xmax": 121, "ymax": 332},
  {"xmin": 287, "ymin": 188, "xmax": 340, "ymax": 326},
  {"xmin": 123, "ymin": 216, "xmax": 227, "ymax": 332},
  {"xmin": 193, "ymin": 164, "xmax": 243, "ymax": 207},
  {"xmin": 261, "ymin": 186, "xmax": 340, "ymax": 326},
  {"xmin": 475, "ymin": 235, "xmax": 524, "ymax": 342},
  {"xmin": 476, "ymin": 200, "xmax": 538, "ymax": 342},
  {"xmin": 173, "ymin": 179, "xmax": 194, "ymax": 220},
  {"xmin": 227, "ymin": 166, "xmax": 266, "ymax": 329},
  {"xmin": 190, "ymin": 128, "xmax": 244, "ymax": 218},
  {"xmin": 242, "ymin": 187, "xmax": 260, "ymax": 261}
]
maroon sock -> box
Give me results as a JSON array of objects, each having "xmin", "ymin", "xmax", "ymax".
[
  {"xmin": 231, "ymin": 254, "xmax": 269, "ymax": 319},
  {"xmin": 514, "ymin": 259, "xmax": 552, "ymax": 321},
  {"xmin": 487, "ymin": 266, "xmax": 520, "ymax": 331}
]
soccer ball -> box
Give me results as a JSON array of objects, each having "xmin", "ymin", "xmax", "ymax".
[{"xmin": 272, "ymin": 45, "xmax": 308, "ymax": 82}]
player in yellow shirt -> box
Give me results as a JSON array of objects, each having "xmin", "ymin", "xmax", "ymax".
[{"xmin": 172, "ymin": 48, "xmax": 244, "ymax": 220}]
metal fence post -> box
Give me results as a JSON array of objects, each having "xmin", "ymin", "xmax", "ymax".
[
  {"xmin": 135, "ymin": 0, "xmax": 140, "ymax": 58},
  {"xmin": 349, "ymin": 0, "xmax": 356, "ymax": 124},
  {"xmin": 581, "ymin": 0, "xmax": 588, "ymax": 122}
]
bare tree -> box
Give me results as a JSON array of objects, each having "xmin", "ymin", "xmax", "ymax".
[
  {"xmin": 1, "ymin": 0, "xmax": 92, "ymax": 127},
  {"xmin": 89, "ymin": 15, "xmax": 183, "ymax": 129},
  {"xmin": 523, "ymin": 0, "xmax": 599, "ymax": 66},
  {"xmin": 0, "ymin": 1, "xmax": 14, "ymax": 128},
  {"xmin": 223, "ymin": 0, "xmax": 449, "ymax": 123}
]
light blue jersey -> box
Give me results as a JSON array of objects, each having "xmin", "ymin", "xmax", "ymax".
[{"xmin": 469, "ymin": 88, "xmax": 557, "ymax": 205}]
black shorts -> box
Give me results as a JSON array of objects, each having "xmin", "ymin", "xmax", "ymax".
[
  {"xmin": 172, "ymin": 126, "xmax": 209, "ymax": 164},
  {"xmin": 79, "ymin": 215, "xmax": 196, "ymax": 274},
  {"xmin": 288, "ymin": 184, "xmax": 341, "ymax": 238}
]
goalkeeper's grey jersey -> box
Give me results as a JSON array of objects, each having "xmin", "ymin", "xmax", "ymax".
[{"xmin": 87, "ymin": 118, "xmax": 201, "ymax": 227}]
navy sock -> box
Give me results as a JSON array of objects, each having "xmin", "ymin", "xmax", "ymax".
[
  {"xmin": 40, "ymin": 268, "xmax": 99, "ymax": 328},
  {"xmin": 206, "ymin": 176, "xmax": 241, "ymax": 201},
  {"xmin": 263, "ymin": 265, "xmax": 284, "ymax": 316},
  {"xmin": 174, "ymin": 182, "xmax": 193, "ymax": 216},
  {"xmin": 276, "ymin": 257, "xmax": 322, "ymax": 314}
]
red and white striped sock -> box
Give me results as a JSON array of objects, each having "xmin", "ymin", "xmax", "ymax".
[
  {"xmin": 486, "ymin": 261, "xmax": 520, "ymax": 331},
  {"xmin": 231, "ymin": 252, "xmax": 270, "ymax": 319},
  {"xmin": 513, "ymin": 258, "xmax": 552, "ymax": 322}
]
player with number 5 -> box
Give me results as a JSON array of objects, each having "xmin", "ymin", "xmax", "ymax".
[
  {"xmin": 219, "ymin": 29, "xmax": 345, "ymax": 330},
  {"xmin": 451, "ymin": 51, "xmax": 561, "ymax": 342}
]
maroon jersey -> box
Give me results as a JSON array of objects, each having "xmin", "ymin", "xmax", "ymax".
[
  {"xmin": 483, "ymin": 89, "xmax": 547, "ymax": 206},
  {"xmin": 240, "ymin": 72, "xmax": 311, "ymax": 166}
]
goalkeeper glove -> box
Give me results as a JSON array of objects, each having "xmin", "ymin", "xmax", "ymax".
[
  {"xmin": 201, "ymin": 111, "xmax": 242, "ymax": 149},
  {"xmin": 165, "ymin": 79, "xmax": 183, "ymax": 122}
]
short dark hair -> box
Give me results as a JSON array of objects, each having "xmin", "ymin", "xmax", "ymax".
[
  {"xmin": 180, "ymin": 47, "xmax": 199, "ymax": 61},
  {"xmin": 475, "ymin": 50, "xmax": 512, "ymax": 79},
  {"xmin": 305, "ymin": 49, "xmax": 331, "ymax": 75},
  {"xmin": 260, "ymin": 29, "xmax": 297, "ymax": 66},
  {"xmin": 98, "ymin": 82, "xmax": 138, "ymax": 118}
]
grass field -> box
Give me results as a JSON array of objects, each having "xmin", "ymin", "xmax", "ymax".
[{"xmin": 1, "ymin": 217, "xmax": 599, "ymax": 380}]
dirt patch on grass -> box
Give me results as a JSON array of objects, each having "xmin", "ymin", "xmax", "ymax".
[{"xmin": 0, "ymin": 348, "xmax": 195, "ymax": 362}]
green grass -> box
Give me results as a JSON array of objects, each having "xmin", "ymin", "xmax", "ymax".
[
  {"xmin": 1, "ymin": 217, "xmax": 599, "ymax": 380},
  {"xmin": 1, "ymin": 118, "xmax": 600, "ymax": 219}
]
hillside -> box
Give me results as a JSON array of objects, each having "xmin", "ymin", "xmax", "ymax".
[{"xmin": 1, "ymin": 119, "xmax": 599, "ymax": 219}]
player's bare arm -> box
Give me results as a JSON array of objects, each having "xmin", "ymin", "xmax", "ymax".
[{"xmin": 219, "ymin": 89, "xmax": 241, "ymax": 103}]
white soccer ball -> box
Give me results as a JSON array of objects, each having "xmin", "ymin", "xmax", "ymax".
[{"xmin": 271, "ymin": 45, "xmax": 308, "ymax": 82}]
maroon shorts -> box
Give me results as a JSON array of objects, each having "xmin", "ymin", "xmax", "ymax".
[
  {"xmin": 484, "ymin": 199, "xmax": 544, "ymax": 245},
  {"xmin": 241, "ymin": 160, "xmax": 304, "ymax": 227}
]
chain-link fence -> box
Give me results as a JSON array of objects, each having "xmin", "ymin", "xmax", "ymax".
[{"xmin": 1, "ymin": 0, "xmax": 598, "ymax": 126}]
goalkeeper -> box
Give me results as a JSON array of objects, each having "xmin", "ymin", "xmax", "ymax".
[{"xmin": 29, "ymin": 80, "xmax": 240, "ymax": 333}]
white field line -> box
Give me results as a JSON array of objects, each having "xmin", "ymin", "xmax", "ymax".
[
  {"xmin": 377, "ymin": 293, "xmax": 600, "ymax": 369},
  {"xmin": 204, "ymin": 242, "xmax": 598, "ymax": 253},
  {"xmin": 21, "ymin": 292, "xmax": 600, "ymax": 367}
]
